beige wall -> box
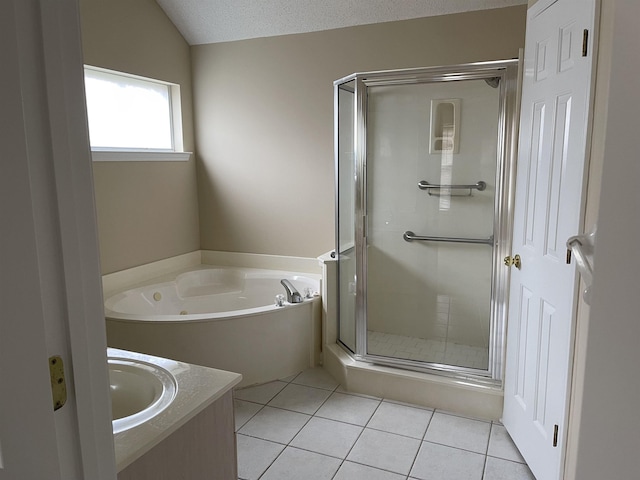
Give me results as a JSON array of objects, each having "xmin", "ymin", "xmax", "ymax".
[
  {"xmin": 192, "ymin": 6, "xmax": 527, "ymax": 258},
  {"xmin": 80, "ymin": 0, "xmax": 200, "ymax": 274}
]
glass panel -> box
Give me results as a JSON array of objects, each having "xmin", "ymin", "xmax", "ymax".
[
  {"xmin": 364, "ymin": 79, "xmax": 500, "ymax": 370},
  {"xmin": 336, "ymin": 81, "xmax": 357, "ymax": 352},
  {"xmin": 84, "ymin": 67, "xmax": 173, "ymax": 150}
]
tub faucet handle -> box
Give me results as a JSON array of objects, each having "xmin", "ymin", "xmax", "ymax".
[{"xmin": 280, "ymin": 279, "xmax": 303, "ymax": 303}]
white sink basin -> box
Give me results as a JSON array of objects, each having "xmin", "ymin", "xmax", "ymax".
[{"xmin": 108, "ymin": 357, "xmax": 177, "ymax": 433}]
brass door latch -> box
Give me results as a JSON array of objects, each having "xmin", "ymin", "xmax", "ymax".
[{"xmin": 504, "ymin": 254, "xmax": 521, "ymax": 269}]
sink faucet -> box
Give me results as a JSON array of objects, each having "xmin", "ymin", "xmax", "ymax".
[{"xmin": 280, "ymin": 279, "xmax": 303, "ymax": 303}]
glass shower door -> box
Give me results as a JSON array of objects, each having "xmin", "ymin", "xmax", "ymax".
[
  {"xmin": 364, "ymin": 79, "xmax": 501, "ymax": 371},
  {"xmin": 336, "ymin": 80, "xmax": 357, "ymax": 352},
  {"xmin": 335, "ymin": 61, "xmax": 518, "ymax": 381}
]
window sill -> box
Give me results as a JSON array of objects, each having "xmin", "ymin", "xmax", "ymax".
[{"xmin": 91, "ymin": 151, "xmax": 192, "ymax": 162}]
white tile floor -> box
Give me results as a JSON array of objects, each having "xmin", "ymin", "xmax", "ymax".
[
  {"xmin": 368, "ymin": 330, "xmax": 489, "ymax": 370},
  {"xmin": 234, "ymin": 367, "xmax": 535, "ymax": 480}
]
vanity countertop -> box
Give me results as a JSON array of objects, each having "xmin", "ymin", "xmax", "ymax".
[{"xmin": 109, "ymin": 347, "xmax": 242, "ymax": 472}]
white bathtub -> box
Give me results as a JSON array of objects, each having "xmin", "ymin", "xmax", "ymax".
[{"xmin": 105, "ymin": 266, "xmax": 321, "ymax": 387}]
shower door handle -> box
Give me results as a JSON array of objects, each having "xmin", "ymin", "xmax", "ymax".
[{"xmin": 504, "ymin": 254, "xmax": 521, "ymax": 269}]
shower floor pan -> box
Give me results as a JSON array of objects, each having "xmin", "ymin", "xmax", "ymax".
[{"xmin": 367, "ymin": 330, "xmax": 489, "ymax": 370}]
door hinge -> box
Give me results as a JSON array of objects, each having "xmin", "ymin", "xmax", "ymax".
[
  {"xmin": 582, "ymin": 29, "xmax": 589, "ymax": 57},
  {"xmin": 566, "ymin": 248, "xmax": 572, "ymax": 264},
  {"xmin": 553, "ymin": 424, "xmax": 559, "ymax": 447},
  {"xmin": 49, "ymin": 355, "xmax": 67, "ymax": 411}
]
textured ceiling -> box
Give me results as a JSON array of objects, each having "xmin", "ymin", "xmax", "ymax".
[{"xmin": 156, "ymin": 0, "xmax": 528, "ymax": 45}]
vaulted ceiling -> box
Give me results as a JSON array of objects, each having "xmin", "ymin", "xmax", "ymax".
[{"xmin": 156, "ymin": 0, "xmax": 528, "ymax": 45}]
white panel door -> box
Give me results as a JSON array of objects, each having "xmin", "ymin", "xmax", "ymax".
[
  {"xmin": 0, "ymin": 1, "xmax": 116, "ymax": 479},
  {"xmin": 1, "ymin": 3, "xmax": 67, "ymax": 478},
  {"xmin": 503, "ymin": 1, "xmax": 596, "ymax": 479}
]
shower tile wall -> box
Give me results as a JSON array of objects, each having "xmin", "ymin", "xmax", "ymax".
[{"xmin": 366, "ymin": 80, "xmax": 499, "ymax": 363}]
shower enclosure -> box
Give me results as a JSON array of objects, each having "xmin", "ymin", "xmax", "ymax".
[{"xmin": 334, "ymin": 60, "xmax": 519, "ymax": 382}]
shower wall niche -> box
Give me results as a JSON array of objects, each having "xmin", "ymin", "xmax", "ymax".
[
  {"xmin": 430, "ymin": 98, "xmax": 460, "ymax": 153},
  {"xmin": 334, "ymin": 61, "xmax": 519, "ymax": 381}
]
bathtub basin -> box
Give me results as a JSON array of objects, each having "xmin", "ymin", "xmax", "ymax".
[
  {"xmin": 109, "ymin": 357, "xmax": 177, "ymax": 433},
  {"xmin": 106, "ymin": 265, "xmax": 322, "ymax": 387}
]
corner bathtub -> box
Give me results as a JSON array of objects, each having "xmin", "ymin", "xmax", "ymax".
[{"xmin": 105, "ymin": 266, "xmax": 321, "ymax": 387}]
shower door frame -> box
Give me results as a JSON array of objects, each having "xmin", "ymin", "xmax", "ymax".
[{"xmin": 335, "ymin": 60, "xmax": 520, "ymax": 383}]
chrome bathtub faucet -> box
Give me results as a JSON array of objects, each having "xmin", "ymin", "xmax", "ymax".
[{"xmin": 280, "ymin": 279, "xmax": 303, "ymax": 303}]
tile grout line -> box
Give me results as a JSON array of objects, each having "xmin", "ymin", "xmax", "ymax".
[
  {"xmin": 327, "ymin": 394, "xmax": 384, "ymax": 479},
  {"xmin": 241, "ymin": 386, "xmax": 392, "ymax": 431},
  {"xmin": 234, "ymin": 402, "xmax": 265, "ymax": 432},
  {"xmin": 243, "ymin": 382, "xmax": 439, "ymax": 478},
  {"xmin": 236, "ymin": 373, "xmax": 302, "ymax": 480},
  {"xmin": 338, "ymin": 395, "xmax": 429, "ymax": 478},
  {"xmin": 432, "ymin": 408, "xmax": 493, "ymax": 423},
  {"xmin": 237, "ymin": 371, "xmax": 523, "ymax": 479},
  {"xmin": 418, "ymin": 438, "xmax": 491, "ymax": 458},
  {"xmin": 256, "ymin": 377, "xmax": 343, "ymax": 479},
  {"xmin": 480, "ymin": 421, "xmax": 493, "ymax": 480},
  {"xmin": 425, "ymin": 409, "xmax": 494, "ymax": 457},
  {"xmin": 404, "ymin": 404, "xmax": 436, "ymax": 479},
  {"xmin": 337, "ymin": 458, "xmax": 417, "ymax": 478}
]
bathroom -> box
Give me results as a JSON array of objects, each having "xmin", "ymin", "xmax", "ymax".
[
  {"xmin": 84, "ymin": 2, "xmax": 530, "ymax": 478},
  {"xmin": 3, "ymin": 0, "xmax": 639, "ymax": 479},
  {"xmin": 66, "ymin": 0, "xmax": 623, "ymax": 478}
]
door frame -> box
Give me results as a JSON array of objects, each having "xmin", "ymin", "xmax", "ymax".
[
  {"xmin": 502, "ymin": 0, "xmax": 600, "ymax": 478},
  {"xmin": 563, "ymin": 0, "xmax": 605, "ymax": 477},
  {"xmin": 1, "ymin": 0, "xmax": 116, "ymax": 478}
]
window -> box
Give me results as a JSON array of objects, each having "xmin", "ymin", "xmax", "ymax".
[{"xmin": 84, "ymin": 66, "xmax": 190, "ymax": 161}]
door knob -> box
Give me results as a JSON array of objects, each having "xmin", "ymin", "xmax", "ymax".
[{"xmin": 504, "ymin": 254, "xmax": 521, "ymax": 269}]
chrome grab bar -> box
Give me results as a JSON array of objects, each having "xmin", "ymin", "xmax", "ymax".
[
  {"xmin": 417, "ymin": 180, "xmax": 486, "ymax": 196},
  {"xmin": 403, "ymin": 231, "xmax": 494, "ymax": 246}
]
